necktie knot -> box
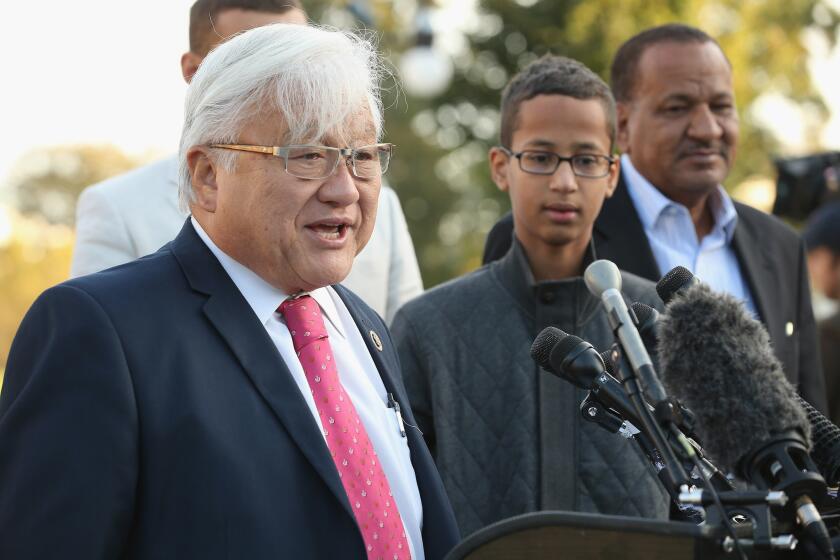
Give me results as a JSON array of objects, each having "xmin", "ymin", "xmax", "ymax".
[{"xmin": 278, "ymin": 295, "xmax": 328, "ymax": 353}]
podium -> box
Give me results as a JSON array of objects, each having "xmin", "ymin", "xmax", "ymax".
[{"xmin": 444, "ymin": 511, "xmax": 775, "ymax": 559}]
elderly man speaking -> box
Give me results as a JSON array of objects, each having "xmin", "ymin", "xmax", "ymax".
[{"xmin": 0, "ymin": 24, "xmax": 458, "ymax": 559}]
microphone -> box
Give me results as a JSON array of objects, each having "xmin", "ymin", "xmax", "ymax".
[
  {"xmin": 797, "ymin": 394, "xmax": 840, "ymax": 486},
  {"xmin": 532, "ymin": 327, "xmax": 733, "ymax": 503},
  {"xmin": 584, "ymin": 260, "xmax": 668, "ymax": 405},
  {"xmin": 657, "ymin": 265, "xmax": 840, "ymax": 487},
  {"xmin": 531, "ymin": 327, "xmax": 692, "ymax": 501},
  {"xmin": 656, "ymin": 265, "xmax": 699, "ymax": 304},
  {"xmin": 657, "ymin": 280, "xmax": 834, "ymax": 558},
  {"xmin": 530, "ymin": 327, "xmax": 642, "ymax": 427},
  {"xmin": 630, "ymin": 301, "xmax": 659, "ymax": 353}
]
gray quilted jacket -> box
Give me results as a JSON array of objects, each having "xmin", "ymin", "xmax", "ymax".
[{"xmin": 391, "ymin": 241, "xmax": 670, "ymax": 536}]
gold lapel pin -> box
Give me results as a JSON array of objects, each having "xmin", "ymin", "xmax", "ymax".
[{"xmin": 369, "ymin": 330, "xmax": 383, "ymax": 352}]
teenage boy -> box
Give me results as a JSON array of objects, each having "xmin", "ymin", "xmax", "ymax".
[{"xmin": 391, "ymin": 55, "xmax": 669, "ymax": 536}]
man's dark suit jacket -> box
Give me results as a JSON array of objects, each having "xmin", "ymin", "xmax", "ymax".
[
  {"xmin": 0, "ymin": 222, "xmax": 459, "ymax": 559},
  {"xmin": 483, "ymin": 174, "xmax": 828, "ymax": 412}
]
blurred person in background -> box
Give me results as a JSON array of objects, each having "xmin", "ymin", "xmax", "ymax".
[
  {"xmin": 804, "ymin": 202, "xmax": 840, "ymax": 425},
  {"xmin": 71, "ymin": 0, "xmax": 423, "ymax": 324},
  {"xmin": 0, "ymin": 24, "xmax": 458, "ymax": 558},
  {"xmin": 483, "ymin": 23, "xmax": 826, "ymax": 412}
]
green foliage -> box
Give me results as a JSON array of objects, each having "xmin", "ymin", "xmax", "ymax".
[{"xmin": 371, "ymin": 0, "xmax": 838, "ymax": 287}]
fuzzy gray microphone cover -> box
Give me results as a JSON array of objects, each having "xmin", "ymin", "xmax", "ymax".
[{"xmin": 656, "ymin": 282, "xmax": 810, "ymax": 473}]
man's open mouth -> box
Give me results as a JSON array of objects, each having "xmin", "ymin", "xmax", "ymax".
[{"xmin": 308, "ymin": 223, "xmax": 348, "ymax": 240}]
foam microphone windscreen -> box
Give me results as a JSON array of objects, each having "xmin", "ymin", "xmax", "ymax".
[{"xmin": 656, "ymin": 282, "xmax": 810, "ymax": 472}]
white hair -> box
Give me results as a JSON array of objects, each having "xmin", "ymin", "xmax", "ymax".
[{"xmin": 178, "ymin": 23, "xmax": 386, "ymax": 209}]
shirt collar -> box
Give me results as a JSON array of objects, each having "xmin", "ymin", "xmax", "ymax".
[
  {"xmin": 621, "ymin": 154, "xmax": 738, "ymax": 242},
  {"xmin": 621, "ymin": 154, "xmax": 675, "ymax": 231},
  {"xmin": 190, "ymin": 217, "xmax": 346, "ymax": 338},
  {"xmin": 707, "ymin": 185, "xmax": 739, "ymax": 242}
]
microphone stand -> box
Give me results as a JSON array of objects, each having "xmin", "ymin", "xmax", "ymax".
[
  {"xmin": 606, "ymin": 344, "xmax": 777, "ymax": 559},
  {"xmin": 603, "ymin": 338, "xmax": 690, "ymax": 497},
  {"xmin": 578, "ymin": 371, "xmax": 802, "ymax": 557}
]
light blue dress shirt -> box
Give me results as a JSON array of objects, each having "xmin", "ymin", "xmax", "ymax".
[{"xmin": 621, "ymin": 154, "xmax": 758, "ymax": 317}]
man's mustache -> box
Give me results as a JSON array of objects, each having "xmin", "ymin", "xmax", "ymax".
[{"xmin": 676, "ymin": 141, "xmax": 731, "ymax": 161}]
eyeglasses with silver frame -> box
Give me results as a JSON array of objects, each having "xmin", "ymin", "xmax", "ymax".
[
  {"xmin": 500, "ymin": 147, "xmax": 614, "ymax": 178},
  {"xmin": 210, "ymin": 143, "xmax": 393, "ymax": 180}
]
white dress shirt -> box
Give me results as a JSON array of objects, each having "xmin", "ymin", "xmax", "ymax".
[
  {"xmin": 192, "ymin": 218, "xmax": 425, "ymax": 559},
  {"xmin": 71, "ymin": 155, "xmax": 424, "ymax": 323},
  {"xmin": 622, "ymin": 154, "xmax": 758, "ymax": 316}
]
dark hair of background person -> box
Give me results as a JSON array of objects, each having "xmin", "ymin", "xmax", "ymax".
[
  {"xmin": 189, "ymin": 0, "xmax": 305, "ymax": 55},
  {"xmin": 804, "ymin": 201, "xmax": 840, "ymax": 254},
  {"xmin": 610, "ymin": 23, "xmax": 730, "ymax": 103},
  {"xmin": 499, "ymin": 54, "xmax": 617, "ymax": 150}
]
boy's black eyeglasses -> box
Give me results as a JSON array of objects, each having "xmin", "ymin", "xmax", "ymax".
[{"xmin": 500, "ymin": 147, "xmax": 614, "ymax": 178}]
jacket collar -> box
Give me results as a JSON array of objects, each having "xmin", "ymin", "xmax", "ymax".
[
  {"xmin": 730, "ymin": 205, "xmax": 774, "ymax": 325},
  {"xmin": 492, "ymin": 236, "xmax": 599, "ymax": 323}
]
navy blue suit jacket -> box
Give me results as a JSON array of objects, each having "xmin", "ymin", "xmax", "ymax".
[{"xmin": 0, "ymin": 221, "xmax": 459, "ymax": 559}]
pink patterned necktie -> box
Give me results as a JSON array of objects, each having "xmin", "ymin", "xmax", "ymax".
[{"xmin": 278, "ymin": 295, "xmax": 412, "ymax": 560}]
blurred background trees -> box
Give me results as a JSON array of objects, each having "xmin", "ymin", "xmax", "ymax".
[
  {"xmin": 0, "ymin": 146, "xmax": 140, "ymax": 381},
  {"xmin": 2, "ymin": 0, "xmax": 839, "ymax": 381},
  {"xmin": 321, "ymin": 0, "xmax": 838, "ymax": 286},
  {"xmin": 10, "ymin": 145, "xmax": 140, "ymax": 227}
]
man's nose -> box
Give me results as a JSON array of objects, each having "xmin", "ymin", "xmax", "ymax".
[
  {"xmin": 687, "ymin": 105, "xmax": 724, "ymax": 140},
  {"xmin": 319, "ymin": 157, "xmax": 361, "ymax": 205},
  {"xmin": 549, "ymin": 159, "xmax": 579, "ymax": 192}
]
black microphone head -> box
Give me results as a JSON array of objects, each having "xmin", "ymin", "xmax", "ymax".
[
  {"xmin": 631, "ymin": 302, "xmax": 660, "ymax": 354},
  {"xmin": 656, "ymin": 266, "xmax": 696, "ymax": 304},
  {"xmin": 797, "ymin": 394, "xmax": 840, "ymax": 486},
  {"xmin": 631, "ymin": 301, "xmax": 658, "ymax": 327},
  {"xmin": 531, "ymin": 327, "xmax": 568, "ymax": 371},
  {"xmin": 532, "ymin": 327, "xmax": 604, "ymax": 390},
  {"xmin": 657, "ymin": 282, "xmax": 810, "ymax": 474}
]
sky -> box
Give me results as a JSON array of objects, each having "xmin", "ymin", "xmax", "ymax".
[
  {"xmin": 1, "ymin": 0, "xmax": 839, "ymax": 200},
  {"xmin": 0, "ymin": 1, "xmax": 193, "ymax": 192}
]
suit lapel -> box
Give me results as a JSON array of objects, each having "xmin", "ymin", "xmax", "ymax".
[
  {"xmin": 731, "ymin": 206, "xmax": 774, "ymax": 326},
  {"xmin": 332, "ymin": 285, "xmax": 428, "ymax": 475},
  {"xmin": 333, "ymin": 285, "xmax": 407, "ymax": 407},
  {"xmin": 594, "ymin": 173, "xmax": 661, "ymax": 281},
  {"xmin": 170, "ymin": 222, "xmax": 354, "ymax": 519}
]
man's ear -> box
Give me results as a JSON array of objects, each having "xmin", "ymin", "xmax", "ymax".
[
  {"xmin": 180, "ymin": 51, "xmax": 203, "ymax": 84},
  {"xmin": 488, "ymin": 147, "xmax": 511, "ymax": 193},
  {"xmin": 187, "ymin": 147, "xmax": 220, "ymax": 213},
  {"xmin": 616, "ymin": 102, "xmax": 631, "ymax": 154},
  {"xmin": 604, "ymin": 156, "xmax": 620, "ymax": 199}
]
